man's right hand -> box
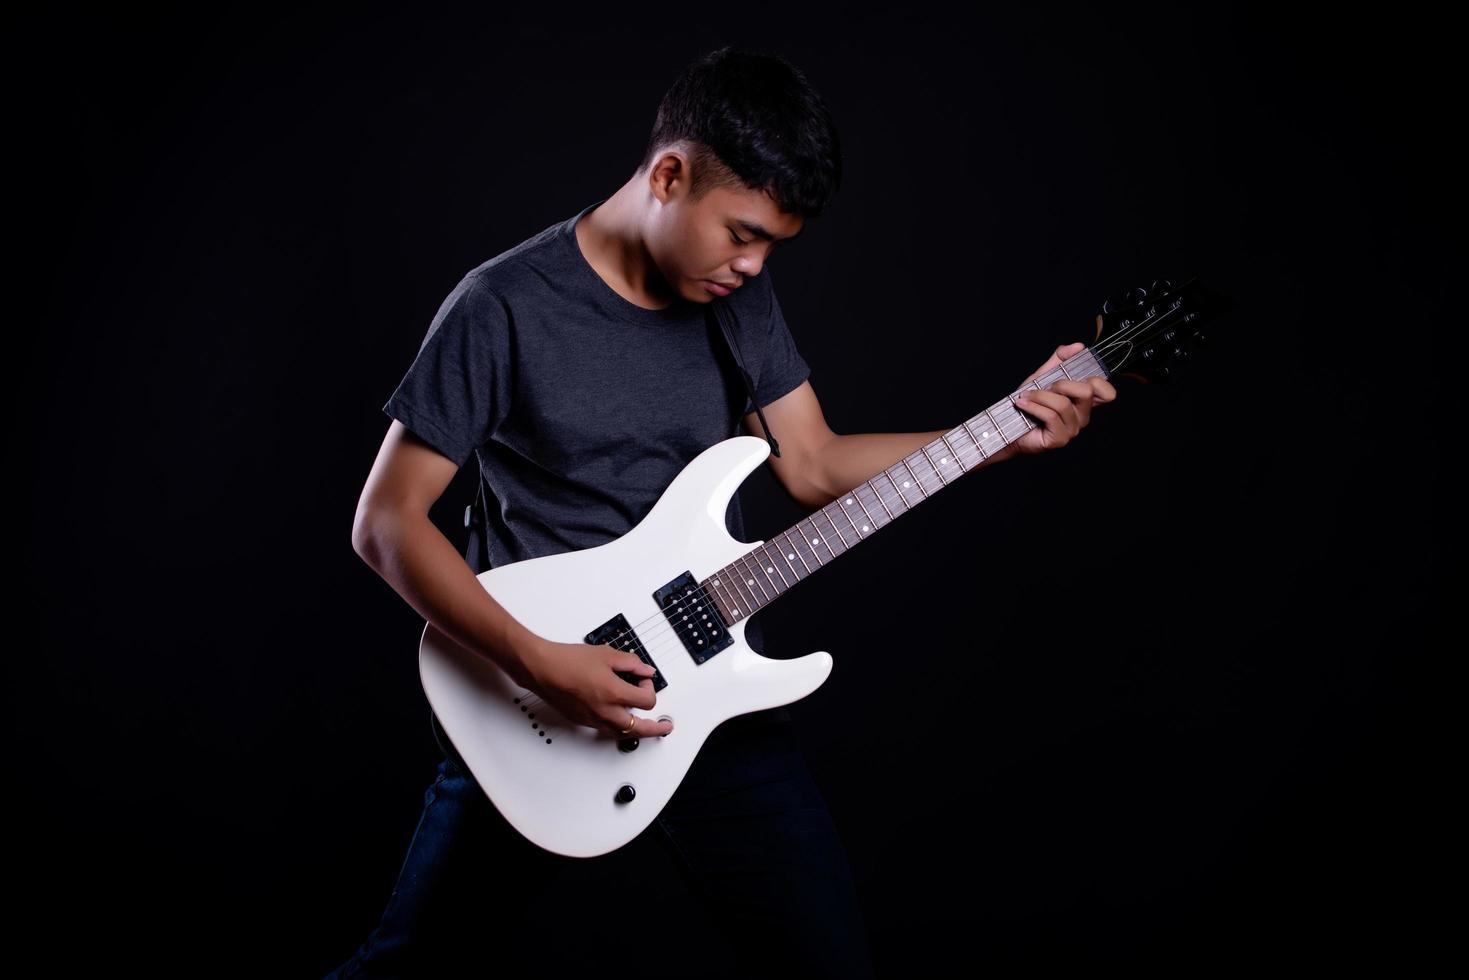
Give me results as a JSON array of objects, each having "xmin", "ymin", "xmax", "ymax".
[{"xmin": 519, "ymin": 637, "xmax": 674, "ymax": 738}]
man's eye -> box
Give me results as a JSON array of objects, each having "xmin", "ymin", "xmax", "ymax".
[{"xmin": 730, "ymin": 233, "xmax": 747, "ymax": 246}]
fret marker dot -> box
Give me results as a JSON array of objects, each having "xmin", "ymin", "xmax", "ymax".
[
  {"xmin": 746, "ymin": 579, "xmax": 755, "ymax": 586},
  {"xmin": 862, "ymin": 524, "xmax": 870, "ymax": 532},
  {"xmin": 902, "ymin": 480, "xmax": 910, "ymax": 488},
  {"xmin": 845, "ymin": 497, "xmax": 853, "ymax": 505},
  {"xmin": 787, "ymin": 552, "xmax": 795, "ymax": 560},
  {"xmin": 810, "ymin": 537, "xmax": 818, "ymax": 545},
  {"xmin": 941, "ymin": 457, "xmax": 949, "ymax": 464},
  {"xmin": 982, "ymin": 432, "xmax": 990, "ymax": 438},
  {"xmin": 713, "ymin": 579, "xmax": 721, "ymax": 585},
  {"xmin": 766, "ymin": 566, "xmax": 774, "ymax": 573}
]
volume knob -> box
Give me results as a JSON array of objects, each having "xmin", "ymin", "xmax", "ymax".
[{"xmin": 615, "ymin": 784, "xmax": 636, "ymax": 804}]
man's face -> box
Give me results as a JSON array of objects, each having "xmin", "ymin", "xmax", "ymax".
[{"xmin": 648, "ymin": 181, "xmax": 804, "ymax": 304}]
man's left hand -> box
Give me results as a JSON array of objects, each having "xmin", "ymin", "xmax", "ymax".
[{"xmin": 1009, "ymin": 342, "xmax": 1117, "ymax": 455}]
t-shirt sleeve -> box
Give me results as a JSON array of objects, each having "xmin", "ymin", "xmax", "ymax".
[
  {"xmin": 747, "ymin": 267, "xmax": 811, "ymax": 412},
  {"xmin": 382, "ymin": 274, "xmax": 512, "ymax": 467}
]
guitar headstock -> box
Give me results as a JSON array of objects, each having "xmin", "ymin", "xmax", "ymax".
[{"xmin": 1091, "ymin": 276, "xmax": 1233, "ymax": 384}]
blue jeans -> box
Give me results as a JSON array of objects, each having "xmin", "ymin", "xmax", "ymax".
[{"xmin": 324, "ymin": 710, "xmax": 875, "ymax": 978}]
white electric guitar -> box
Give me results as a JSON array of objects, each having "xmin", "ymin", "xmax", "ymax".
[{"xmin": 419, "ymin": 278, "xmax": 1225, "ymax": 857}]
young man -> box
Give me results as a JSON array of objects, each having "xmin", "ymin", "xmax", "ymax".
[{"xmin": 328, "ymin": 45, "xmax": 1114, "ymax": 979}]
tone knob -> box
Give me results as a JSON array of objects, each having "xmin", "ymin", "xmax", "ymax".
[
  {"xmin": 615, "ymin": 784, "xmax": 636, "ymax": 804},
  {"xmin": 618, "ymin": 737, "xmax": 640, "ymax": 753}
]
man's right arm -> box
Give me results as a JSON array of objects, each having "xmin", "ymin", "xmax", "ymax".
[{"xmin": 351, "ymin": 419, "xmax": 542, "ymax": 687}]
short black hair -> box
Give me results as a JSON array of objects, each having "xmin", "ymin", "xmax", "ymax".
[{"xmin": 636, "ymin": 45, "xmax": 842, "ymax": 220}]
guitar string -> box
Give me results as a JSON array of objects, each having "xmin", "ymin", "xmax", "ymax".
[
  {"xmin": 509, "ymin": 321, "xmax": 1167, "ymax": 726},
  {"xmin": 580, "ymin": 326, "xmax": 1149, "ymax": 659},
  {"xmin": 513, "ymin": 327, "xmax": 1154, "ymax": 728}
]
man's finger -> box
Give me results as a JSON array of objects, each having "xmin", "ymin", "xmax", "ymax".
[
  {"xmin": 1021, "ymin": 342, "xmax": 1087, "ymax": 385},
  {"xmin": 607, "ymin": 711, "xmax": 672, "ymax": 738}
]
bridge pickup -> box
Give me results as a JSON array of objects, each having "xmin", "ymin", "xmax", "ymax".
[
  {"xmin": 585, "ymin": 614, "xmax": 666, "ymax": 693},
  {"xmin": 654, "ymin": 571, "xmax": 734, "ymax": 665}
]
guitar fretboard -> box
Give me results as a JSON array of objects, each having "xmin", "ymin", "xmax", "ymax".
[{"xmin": 703, "ymin": 347, "xmax": 1110, "ymax": 626}]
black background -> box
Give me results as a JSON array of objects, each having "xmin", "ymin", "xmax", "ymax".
[{"xmin": 16, "ymin": 5, "xmax": 1446, "ymax": 974}]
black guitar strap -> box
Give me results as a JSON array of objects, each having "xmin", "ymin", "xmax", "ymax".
[
  {"xmin": 706, "ymin": 294, "xmax": 781, "ymax": 458},
  {"xmin": 462, "ymin": 295, "xmax": 780, "ymax": 576},
  {"xmin": 464, "ymin": 472, "xmax": 491, "ymax": 574}
]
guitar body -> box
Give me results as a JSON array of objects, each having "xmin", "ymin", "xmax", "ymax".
[{"xmin": 419, "ymin": 434, "xmax": 833, "ymax": 858}]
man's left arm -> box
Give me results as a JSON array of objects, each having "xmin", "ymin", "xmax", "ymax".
[{"xmin": 747, "ymin": 343, "xmax": 1117, "ymax": 512}]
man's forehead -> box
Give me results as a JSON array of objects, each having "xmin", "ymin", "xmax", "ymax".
[{"xmin": 713, "ymin": 188, "xmax": 805, "ymax": 241}]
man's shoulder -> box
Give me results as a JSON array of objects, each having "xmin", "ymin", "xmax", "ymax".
[
  {"xmin": 728, "ymin": 265, "xmax": 778, "ymax": 327},
  {"xmin": 457, "ymin": 213, "xmax": 572, "ymax": 301}
]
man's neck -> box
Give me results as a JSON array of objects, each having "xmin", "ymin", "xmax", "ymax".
[{"xmin": 574, "ymin": 180, "xmax": 680, "ymax": 311}]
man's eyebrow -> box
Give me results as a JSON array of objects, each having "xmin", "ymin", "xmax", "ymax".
[{"xmin": 736, "ymin": 219, "xmax": 805, "ymax": 242}]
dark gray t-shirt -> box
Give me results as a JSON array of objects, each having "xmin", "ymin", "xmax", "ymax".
[{"xmin": 383, "ymin": 198, "xmax": 811, "ymax": 656}]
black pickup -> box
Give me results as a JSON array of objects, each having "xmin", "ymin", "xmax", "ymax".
[
  {"xmin": 585, "ymin": 614, "xmax": 666, "ymax": 693},
  {"xmin": 653, "ymin": 570, "xmax": 734, "ymax": 665}
]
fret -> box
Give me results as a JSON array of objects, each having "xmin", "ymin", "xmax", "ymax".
[
  {"xmin": 727, "ymin": 561, "xmax": 761, "ymax": 613},
  {"xmin": 938, "ymin": 432, "xmax": 967, "ymax": 473},
  {"xmin": 837, "ymin": 492, "xmax": 869, "ymax": 537},
  {"xmin": 703, "ymin": 578, "xmax": 730, "ymax": 623},
  {"xmin": 884, "ymin": 469, "xmax": 912, "ymax": 512},
  {"xmin": 759, "ymin": 542, "xmax": 797, "ymax": 591},
  {"xmin": 887, "ymin": 470, "xmax": 910, "ymax": 514},
  {"xmin": 1006, "ymin": 393, "xmax": 1038, "ymax": 434},
  {"xmin": 903, "ymin": 447, "xmax": 941, "ymax": 493},
  {"xmin": 790, "ymin": 518, "xmax": 827, "ymax": 568},
  {"xmin": 951, "ymin": 420, "xmax": 987, "ymax": 467},
  {"xmin": 749, "ymin": 552, "xmax": 781, "ymax": 602},
  {"xmin": 987, "ymin": 408, "xmax": 1011, "ymax": 446},
  {"xmin": 818, "ymin": 505, "xmax": 852, "ymax": 551},
  {"xmin": 963, "ymin": 414, "xmax": 998, "ymax": 461},
  {"xmin": 735, "ymin": 554, "xmax": 772, "ymax": 606},
  {"xmin": 1016, "ymin": 393, "xmax": 1039, "ymax": 433},
  {"xmin": 709, "ymin": 573, "xmax": 747, "ymax": 621},
  {"xmin": 916, "ymin": 443, "xmax": 951, "ymax": 490},
  {"xmin": 853, "ymin": 482, "xmax": 888, "ymax": 529},
  {"xmin": 739, "ymin": 555, "xmax": 772, "ymax": 609},
  {"xmin": 949, "ymin": 421, "xmax": 983, "ymax": 466},
  {"xmin": 710, "ymin": 570, "xmax": 740, "ymax": 617},
  {"xmin": 777, "ymin": 529, "xmax": 814, "ymax": 578},
  {"xmin": 751, "ymin": 555, "xmax": 777, "ymax": 604},
  {"xmin": 750, "ymin": 545, "xmax": 785, "ymax": 595},
  {"xmin": 893, "ymin": 458, "xmax": 928, "ymax": 502},
  {"xmin": 981, "ymin": 408, "xmax": 1004, "ymax": 446},
  {"xmin": 871, "ymin": 473, "xmax": 904, "ymax": 520},
  {"xmin": 802, "ymin": 517, "xmax": 832, "ymax": 565},
  {"xmin": 756, "ymin": 543, "xmax": 792, "ymax": 591},
  {"xmin": 918, "ymin": 443, "xmax": 950, "ymax": 486}
]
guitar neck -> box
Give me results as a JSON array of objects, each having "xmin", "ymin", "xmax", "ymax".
[{"xmin": 704, "ymin": 346, "xmax": 1111, "ymax": 626}]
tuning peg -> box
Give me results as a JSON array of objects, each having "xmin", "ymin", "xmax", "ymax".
[
  {"xmin": 1150, "ymin": 279, "xmax": 1173, "ymax": 295},
  {"xmin": 1193, "ymin": 330, "xmax": 1207, "ymax": 346},
  {"xmin": 1126, "ymin": 286, "xmax": 1148, "ymax": 306}
]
